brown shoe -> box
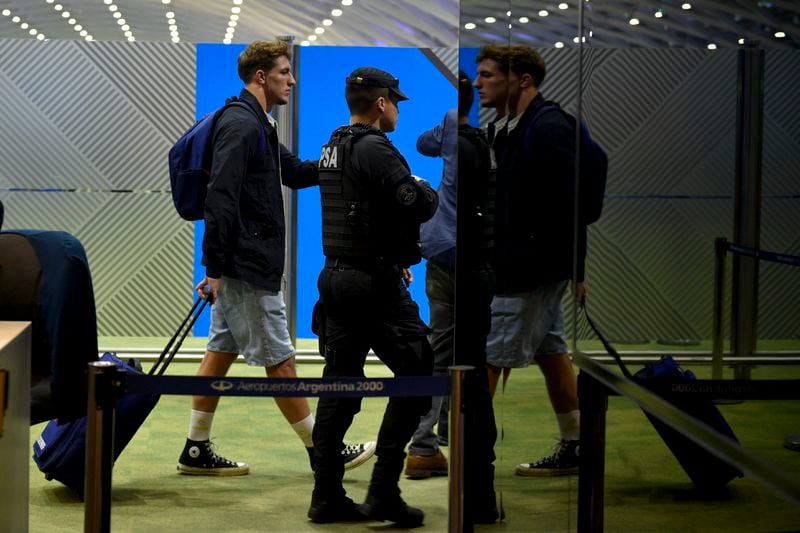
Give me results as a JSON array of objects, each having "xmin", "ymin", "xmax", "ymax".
[{"xmin": 404, "ymin": 450, "xmax": 448, "ymax": 479}]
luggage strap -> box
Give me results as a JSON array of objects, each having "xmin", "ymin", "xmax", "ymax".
[{"xmin": 582, "ymin": 303, "xmax": 633, "ymax": 379}]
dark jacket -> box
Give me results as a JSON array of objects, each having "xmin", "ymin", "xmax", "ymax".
[
  {"xmin": 203, "ymin": 89, "xmax": 318, "ymax": 291},
  {"xmin": 492, "ymin": 94, "xmax": 586, "ymax": 294}
]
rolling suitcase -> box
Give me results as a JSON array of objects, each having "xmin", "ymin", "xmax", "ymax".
[
  {"xmin": 583, "ymin": 305, "xmax": 743, "ymax": 489},
  {"xmin": 32, "ymin": 295, "xmax": 210, "ymax": 498}
]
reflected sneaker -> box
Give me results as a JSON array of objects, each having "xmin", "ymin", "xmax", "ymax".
[
  {"xmin": 177, "ymin": 439, "xmax": 249, "ymax": 476},
  {"xmin": 343, "ymin": 441, "xmax": 376, "ymax": 471},
  {"xmin": 405, "ymin": 450, "xmax": 448, "ymax": 479},
  {"xmin": 515, "ymin": 439, "xmax": 579, "ymax": 477}
]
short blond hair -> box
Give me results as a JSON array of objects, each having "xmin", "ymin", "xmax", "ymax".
[{"xmin": 238, "ymin": 40, "xmax": 291, "ymax": 83}]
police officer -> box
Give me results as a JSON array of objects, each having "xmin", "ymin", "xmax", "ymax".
[{"xmin": 307, "ymin": 67, "xmax": 438, "ymax": 527}]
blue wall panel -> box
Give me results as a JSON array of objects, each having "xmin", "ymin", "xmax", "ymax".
[{"xmin": 193, "ymin": 44, "xmax": 454, "ymax": 339}]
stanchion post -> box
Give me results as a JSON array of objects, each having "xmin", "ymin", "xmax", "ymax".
[
  {"xmin": 84, "ymin": 361, "xmax": 122, "ymax": 533},
  {"xmin": 712, "ymin": 238, "xmax": 728, "ymax": 379},
  {"xmin": 448, "ymin": 365, "xmax": 472, "ymax": 533},
  {"xmin": 578, "ymin": 371, "xmax": 608, "ymax": 533}
]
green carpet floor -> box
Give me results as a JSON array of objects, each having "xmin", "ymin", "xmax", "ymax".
[{"xmin": 28, "ymin": 362, "xmax": 800, "ymax": 532}]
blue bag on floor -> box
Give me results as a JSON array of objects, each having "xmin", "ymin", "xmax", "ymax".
[
  {"xmin": 32, "ymin": 352, "xmax": 159, "ymax": 498},
  {"xmin": 584, "ymin": 306, "xmax": 743, "ymax": 489},
  {"xmin": 633, "ymin": 356, "xmax": 743, "ymax": 489},
  {"xmin": 32, "ymin": 296, "xmax": 210, "ymax": 498}
]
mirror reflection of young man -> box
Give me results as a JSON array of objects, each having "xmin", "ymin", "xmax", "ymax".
[{"xmin": 475, "ymin": 44, "xmax": 587, "ymax": 477}]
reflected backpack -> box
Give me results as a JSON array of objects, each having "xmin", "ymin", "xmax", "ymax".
[
  {"xmin": 528, "ymin": 103, "xmax": 608, "ymax": 225},
  {"xmin": 168, "ymin": 97, "xmax": 264, "ymax": 221}
]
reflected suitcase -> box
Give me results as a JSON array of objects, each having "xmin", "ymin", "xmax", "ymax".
[
  {"xmin": 32, "ymin": 296, "xmax": 210, "ymax": 498},
  {"xmin": 584, "ymin": 306, "xmax": 743, "ymax": 489}
]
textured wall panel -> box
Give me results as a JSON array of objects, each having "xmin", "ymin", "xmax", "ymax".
[{"xmin": 0, "ymin": 39, "xmax": 196, "ymax": 336}]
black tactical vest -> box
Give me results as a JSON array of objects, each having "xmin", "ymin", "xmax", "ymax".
[{"xmin": 318, "ymin": 125, "xmax": 376, "ymax": 260}]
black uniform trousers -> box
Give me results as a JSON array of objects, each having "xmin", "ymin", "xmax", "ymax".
[{"xmin": 312, "ymin": 261, "xmax": 433, "ymax": 500}]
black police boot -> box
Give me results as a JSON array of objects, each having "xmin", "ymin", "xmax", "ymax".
[{"xmin": 360, "ymin": 486, "xmax": 424, "ymax": 528}]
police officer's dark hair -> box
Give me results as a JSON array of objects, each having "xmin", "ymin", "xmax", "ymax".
[
  {"xmin": 238, "ymin": 40, "xmax": 291, "ymax": 83},
  {"xmin": 458, "ymin": 70, "xmax": 474, "ymax": 118},
  {"xmin": 345, "ymin": 85, "xmax": 392, "ymax": 115},
  {"xmin": 477, "ymin": 44, "xmax": 546, "ymax": 88}
]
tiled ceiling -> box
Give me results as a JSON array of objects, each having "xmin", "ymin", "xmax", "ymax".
[{"xmin": 0, "ymin": 0, "xmax": 796, "ymax": 49}]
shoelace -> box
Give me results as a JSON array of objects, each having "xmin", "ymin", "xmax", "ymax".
[
  {"xmin": 204, "ymin": 441, "xmax": 236, "ymax": 466},
  {"xmin": 342, "ymin": 443, "xmax": 363, "ymax": 456},
  {"xmin": 532, "ymin": 440, "xmax": 568, "ymax": 466}
]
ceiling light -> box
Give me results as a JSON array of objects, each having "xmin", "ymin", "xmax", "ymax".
[
  {"xmin": 539, "ymin": 10, "xmax": 549, "ymax": 17},
  {"xmin": 629, "ymin": 18, "xmax": 640, "ymax": 25},
  {"xmin": 121, "ymin": 24, "xmax": 129, "ymax": 31},
  {"xmin": 322, "ymin": 19, "xmax": 333, "ymax": 26},
  {"xmin": 464, "ymin": 22, "xmax": 476, "ymax": 29},
  {"xmin": 127, "ymin": 36, "xmax": 135, "ymax": 42},
  {"xmin": 46, "ymin": 0, "xmax": 54, "ymax": 3},
  {"xmin": 37, "ymin": 33, "xmax": 45, "ymax": 40},
  {"xmin": 342, "ymin": 0, "xmax": 353, "ymax": 5},
  {"xmin": 11, "ymin": 16, "xmax": 20, "ymax": 23},
  {"xmin": 573, "ymin": 36, "xmax": 580, "ymax": 43},
  {"xmin": 681, "ymin": 3, "xmax": 691, "ymax": 9},
  {"xmin": 231, "ymin": 7, "xmax": 241, "ymax": 14},
  {"xmin": 1, "ymin": 9, "xmax": 9, "ymax": 16},
  {"xmin": 74, "ymin": 24, "xmax": 82, "ymax": 31},
  {"xmin": 315, "ymin": 26, "xmax": 325, "ymax": 34},
  {"xmin": 233, "ymin": 0, "xmax": 243, "ymax": 4},
  {"xmin": 166, "ymin": 11, "xmax": 174, "ymax": 18},
  {"xmin": 738, "ymin": 38, "xmax": 745, "ymax": 44},
  {"xmin": 170, "ymin": 31, "xmax": 179, "ymax": 37},
  {"xmin": 29, "ymin": 28, "xmax": 37, "ymax": 35},
  {"xmin": 171, "ymin": 37, "xmax": 180, "ymax": 43},
  {"xmin": 775, "ymin": 31, "xmax": 786, "ymax": 38},
  {"xmin": 68, "ymin": 18, "xmax": 75, "ymax": 24},
  {"xmin": 108, "ymin": 5, "xmax": 117, "ymax": 12},
  {"xmin": 707, "ymin": 43, "xmax": 717, "ymax": 50},
  {"xmin": 228, "ymin": 20, "xmax": 237, "ymax": 27},
  {"xmin": 117, "ymin": 18, "xmax": 126, "ymax": 25},
  {"xmin": 103, "ymin": 0, "xmax": 111, "ymax": 4},
  {"xmin": 54, "ymin": 4, "xmax": 63, "ymax": 11},
  {"xmin": 655, "ymin": 10, "xmax": 664, "ymax": 18},
  {"xmin": 519, "ymin": 17, "xmax": 529, "ymax": 23},
  {"xmin": 79, "ymin": 30, "xmax": 87, "ymax": 36},
  {"xmin": 331, "ymin": 9, "xmax": 342, "ymax": 16},
  {"xmin": 61, "ymin": 11, "xmax": 70, "ymax": 17},
  {"xmin": 308, "ymin": 35, "xmax": 317, "ymax": 41},
  {"xmin": 230, "ymin": 15, "xmax": 239, "ymax": 21},
  {"xmin": 161, "ymin": 0, "xmax": 171, "ymax": 4},
  {"xmin": 559, "ymin": 3, "xmax": 569, "ymax": 9},
  {"xmin": 555, "ymin": 41, "xmax": 564, "ymax": 48},
  {"xmin": 124, "ymin": 31, "xmax": 132, "ymax": 37},
  {"xmin": 169, "ymin": 24, "xmax": 177, "ymax": 31},
  {"xmin": 113, "ymin": 12, "xmax": 121, "ymax": 18},
  {"xmin": 300, "ymin": 40, "xmax": 310, "ymax": 46},
  {"xmin": 168, "ymin": 18, "xmax": 175, "ymax": 24},
  {"xmin": 84, "ymin": 35, "xmax": 93, "ymax": 41},
  {"xmin": 485, "ymin": 16, "xmax": 496, "ymax": 23},
  {"xmin": 223, "ymin": 39, "xmax": 231, "ymax": 44},
  {"xmin": 20, "ymin": 23, "xmax": 29, "ymax": 29}
]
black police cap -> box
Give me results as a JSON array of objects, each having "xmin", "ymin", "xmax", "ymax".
[{"xmin": 346, "ymin": 67, "xmax": 409, "ymax": 101}]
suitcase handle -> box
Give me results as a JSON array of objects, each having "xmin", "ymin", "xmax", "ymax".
[
  {"xmin": 582, "ymin": 303, "xmax": 633, "ymax": 379},
  {"xmin": 149, "ymin": 290, "xmax": 212, "ymax": 376}
]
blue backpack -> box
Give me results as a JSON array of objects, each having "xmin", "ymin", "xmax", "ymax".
[
  {"xmin": 168, "ymin": 97, "xmax": 264, "ymax": 221},
  {"xmin": 529, "ymin": 103, "xmax": 608, "ymax": 225}
]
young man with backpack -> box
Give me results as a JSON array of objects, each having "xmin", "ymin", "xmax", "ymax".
[
  {"xmin": 475, "ymin": 44, "xmax": 603, "ymax": 477},
  {"xmin": 178, "ymin": 40, "xmax": 374, "ymax": 476}
]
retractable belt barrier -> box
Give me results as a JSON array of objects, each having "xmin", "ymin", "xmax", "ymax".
[
  {"xmin": 83, "ymin": 365, "xmax": 464, "ymax": 533},
  {"xmin": 125, "ymin": 374, "xmax": 449, "ymax": 398}
]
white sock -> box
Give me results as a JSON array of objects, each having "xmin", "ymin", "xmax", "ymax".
[
  {"xmin": 188, "ymin": 409, "xmax": 214, "ymax": 442},
  {"xmin": 291, "ymin": 413, "xmax": 315, "ymax": 448},
  {"xmin": 556, "ymin": 410, "xmax": 580, "ymax": 442}
]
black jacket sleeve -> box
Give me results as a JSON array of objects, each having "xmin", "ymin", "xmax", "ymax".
[{"xmin": 279, "ymin": 143, "xmax": 319, "ymax": 189}]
